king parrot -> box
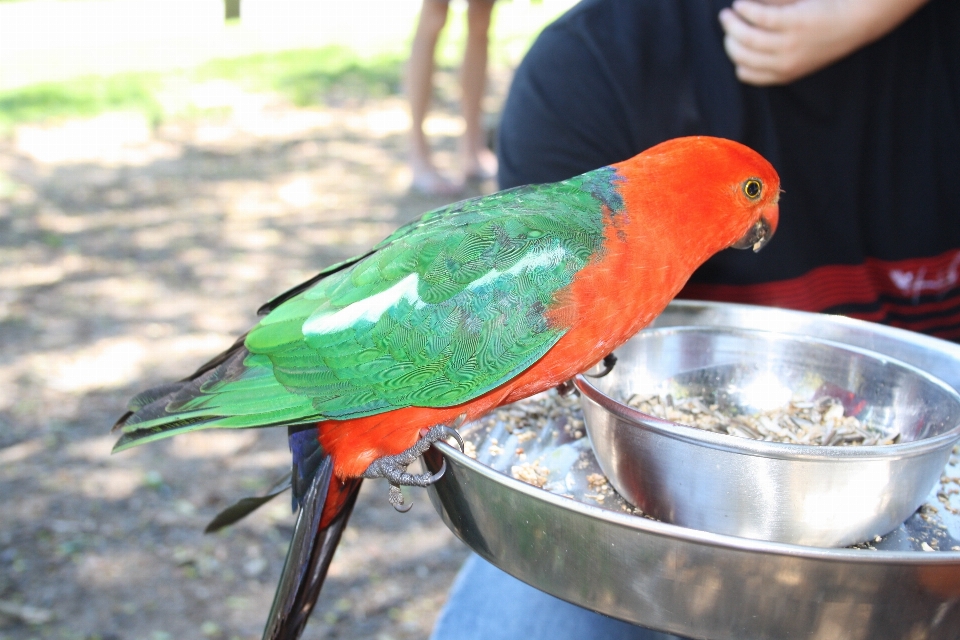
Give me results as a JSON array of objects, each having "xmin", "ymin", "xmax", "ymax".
[{"xmin": 113, "ymin": 136, "xmax": 780, "ymax": 640}]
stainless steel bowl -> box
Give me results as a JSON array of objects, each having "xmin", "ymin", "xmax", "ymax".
[
  {"xmin": 577, "ymin": 327, "xmax": 960, "ymax": 547},
  {"xmin": 424, "ymin": 302, "xmax": 960, "ymax": 640}
]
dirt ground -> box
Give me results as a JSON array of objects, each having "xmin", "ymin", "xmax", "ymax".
[{"xmin": 0, "ymin": 79, "xmax": 505, "ymax": 640}]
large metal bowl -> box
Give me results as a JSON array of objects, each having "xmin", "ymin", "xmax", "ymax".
[
  {"xmin": 577, "ymin": 327, "xmax": 960, "ymax": 547},
  {"xmin": 423, "ymin": 301, "xmax": 960, "ymax": 640}
]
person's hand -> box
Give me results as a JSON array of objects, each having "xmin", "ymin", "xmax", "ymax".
[{"xmin": 718, "ymin": 0, "xmax": 929, "ymax": 86}]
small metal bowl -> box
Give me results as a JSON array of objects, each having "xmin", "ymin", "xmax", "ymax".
[{"xmin": 577, "ymin": 327, "xmax": 960, "ymax": 547}]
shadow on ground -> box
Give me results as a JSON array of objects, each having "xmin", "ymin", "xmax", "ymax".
[{"xmin": 0, "ymin": 88, "xmax": 499, "ymax": 640}]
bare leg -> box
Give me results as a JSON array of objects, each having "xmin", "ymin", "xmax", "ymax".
[
  {"xmin": 461, "ymin": 0, "xmax": 498, "ymax": 181},
  {"xmin": 408, "ymin": 0, "xmax": 462, "ymax": 195}
]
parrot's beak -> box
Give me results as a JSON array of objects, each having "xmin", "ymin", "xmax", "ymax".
[{"xmin": 732, "ymin": 203, "xmax": 778, "ymax": 252}]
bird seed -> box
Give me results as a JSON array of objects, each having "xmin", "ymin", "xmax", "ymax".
[{"xmin": 625, "ymin": 393, "xmax": 899, "ymax": 446}]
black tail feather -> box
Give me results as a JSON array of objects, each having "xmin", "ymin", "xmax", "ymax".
[
  {"xmin": 127, "ymin": 382, "xmax": 185, "ymax": 412},
  {"xmin": 262, "ymin": 457, "xmax": 362, "ymax": 640},
  {"xmin": 180, "ymin": 332, "xmax": 249, "ymax": 382},
  {"xmin": 204, "ymin": 471, "xmax": 293, "ymax": 534},
  {"xmin": 112, "ymin": 335, "xmax": 251, "ymax": 433}
]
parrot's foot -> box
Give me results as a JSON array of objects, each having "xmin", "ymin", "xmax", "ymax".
[
  {"xmin": 586, "ymin": 353, "xmax": 618, "ymax": 379},
  {"xmin": 555, "ymin": 380, "xmax": 577, "ymax": 397},
  {"xmin": 362, "ymin": 420, "xmax": 466, "ymax": 513},
  {"xmin": 556, "ymin": 353, "xmax": 618, "ymax": 397},
  {"xmin": 556, "ymin": 353, "xmax": 617, "ymax": 398}
]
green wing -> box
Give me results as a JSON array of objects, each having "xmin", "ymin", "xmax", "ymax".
[{"xmin": 114, "ymin": 169, "xmax": 621, "ymax": 451}]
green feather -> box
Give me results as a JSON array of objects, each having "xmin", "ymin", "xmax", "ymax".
[{"xmin": 116, "ymin": 168, "xmax": 623, "ymax": 447}]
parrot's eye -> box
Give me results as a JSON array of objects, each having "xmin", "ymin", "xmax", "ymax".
[{"xmin": 742, "ymin": 179, "xmax": 762, "ymax": 200}]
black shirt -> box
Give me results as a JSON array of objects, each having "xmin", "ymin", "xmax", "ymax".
[{"xmin": 497, "ymin": 0, "xmax": 960, "ymax": 340}]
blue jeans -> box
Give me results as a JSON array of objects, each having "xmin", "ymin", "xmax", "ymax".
[{"xmin": 430, "ymin": 555, "xmax": 686, "ymax": 640}]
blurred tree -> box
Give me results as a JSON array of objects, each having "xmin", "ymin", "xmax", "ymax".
[{"xmin": 225, "ymin": 0, "xmax": 240, "ymax": 20}]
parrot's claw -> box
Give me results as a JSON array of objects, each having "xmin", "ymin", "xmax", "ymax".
[
  {"xmin": 555, "ymin": 380, "xmax": 577, "ymax": 397},
  {"xmin": 557, "ymin": 354, "xmax": 617, "ymax": 396},
  {"xmin": 437, "ymin": 425, "xmax": 465, "ymax": 452},
  {"xmin": 364, "ymin": 457, "xmax": 448, "ymax": 487},
  {"xmin": 362, "ymin": 421, "xmax": 463, "ymax": 512},
  {"xmin": 585, "ymin": 353, "xmax": 618, "ymax": 379},
  {"xmin": 389, "ymin": 485, "xmax": 413, "ymax": 513}
]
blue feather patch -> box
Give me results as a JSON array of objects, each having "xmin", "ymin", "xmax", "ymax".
[{"xmin": 288, "ymin": 427, "xmax": 327, "ymax": 511}]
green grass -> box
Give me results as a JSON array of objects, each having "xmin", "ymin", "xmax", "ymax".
[
  {"xmin": 0, "ymin": 1, "xmax": 574, "ymax": 133},
  {"xmin": 0, "ymin": 46, "xmax": 406, "ymax": 134},
  {"xmin": 0, "ymin": 72, "xmax": 165, "ymax": 132},
  {"xmin": 196, "ymin": 46, "xmax": 406, "ymax": 107}
]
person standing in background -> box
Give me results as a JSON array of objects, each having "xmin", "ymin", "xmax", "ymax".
[{"xmin": 407, "ymin": 0, "xmax": 499, "ymax": 195}]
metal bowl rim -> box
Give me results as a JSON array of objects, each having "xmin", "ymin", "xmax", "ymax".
[
  {"xmin": 433, "ymin": 441, "xmax": 960, "ymax": 562},
  {"xmin": 575, "ymin": 326, "xmax": 960, "ymax": 462},
  {"xmin": 666, "ymin": 300, "xmax": 960, "ymax": 365}
]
